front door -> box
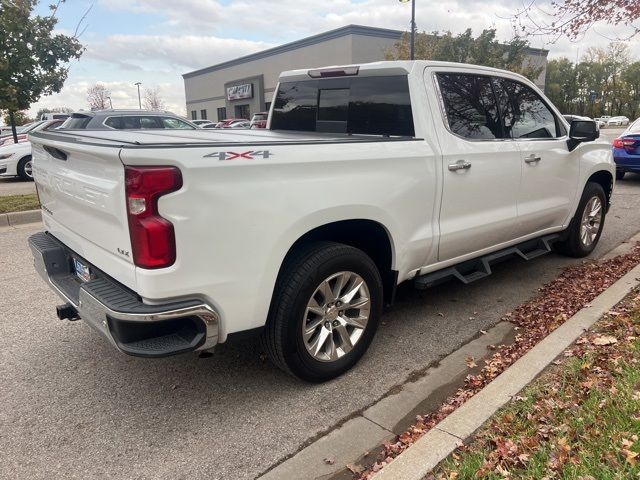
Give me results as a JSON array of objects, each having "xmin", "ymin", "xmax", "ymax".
[
  {"xmin": 493, "ymin": 78, "xmax": 579, "ymax": 235},
  {"xmin": 433, "ymin": 72, "xmax": 522, "ymax": 262}
]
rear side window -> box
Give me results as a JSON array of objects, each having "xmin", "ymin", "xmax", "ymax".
[
  {"xmin": 271, "ymin": 76, "xmax": 414, "ymax": 137},
  {"xmin": 62, "ymin": 116, "xmax": 92, "ymax": 129},
  {"xmin": 436, "ymin": 73, "xmax": 501, "ymax": 140},
  {"xmin": 493, "ymin": 78, "xmax": 559, "ymax": 139}
]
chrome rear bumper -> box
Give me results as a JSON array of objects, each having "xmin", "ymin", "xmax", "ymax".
[{"xmin": 28, "ymin": 231, "xmax": 219, "ymax": 357}]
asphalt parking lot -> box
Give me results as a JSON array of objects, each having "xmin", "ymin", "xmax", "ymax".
[{"xmin": 1, "ymin": 132, "xmax": 639, "ymax": 480}]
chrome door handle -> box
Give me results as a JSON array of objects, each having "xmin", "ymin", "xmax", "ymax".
[
  {"xmin": 524, "ymin": 154, "xmax": 541, "ymax": 164},
  {"xmin": 448, "ymin": 160, "xmax": 472, "ymax": 171}
]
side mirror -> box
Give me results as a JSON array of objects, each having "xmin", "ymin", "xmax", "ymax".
[{"xmin": 568, "ymin": 120, "xmax": 599, "ymax": 151}]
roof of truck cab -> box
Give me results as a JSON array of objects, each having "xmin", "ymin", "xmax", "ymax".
[{"xmin": 278, "ymin": 60, "xmax": 528, "ymax": 82}]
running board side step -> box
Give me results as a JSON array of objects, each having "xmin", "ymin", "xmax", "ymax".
[{"xmin": 414, "ymin": 234, "xmax": 560, "ymax": 290}]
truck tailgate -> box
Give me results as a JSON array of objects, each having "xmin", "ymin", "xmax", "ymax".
[{"xmin": 30, "ymin": 136, "xmax": 136, "ymax": 290}]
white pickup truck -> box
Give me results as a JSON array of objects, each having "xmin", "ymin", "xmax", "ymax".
[{"xmin": 28, "ymin": 61, "xmax": 613, "ymax": 382}]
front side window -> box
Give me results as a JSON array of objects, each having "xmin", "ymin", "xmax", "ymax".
[
  {"xmin": 271, "ymin": 75, "xmax": 414, "ymax": 137},
  {"xmin": 494, "ymin": 78, "xmax": 558, "ymax": 139},
  {"xmin": 436, "ymin": 73, "xmax": 501, "ymax": 140}
]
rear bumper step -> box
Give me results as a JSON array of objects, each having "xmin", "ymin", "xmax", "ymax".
[
  {"xmin": 414, "ymin": 234, "xmax": 560, "ymax": 290},
  {"xmin": 28, "ymin": 231, "xmax": 219, "ymax": 357}
]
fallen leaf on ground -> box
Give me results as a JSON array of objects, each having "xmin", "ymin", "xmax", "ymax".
[{"xmin": 592, "ymin": 335, "xmax": 618, "ymax": 346}]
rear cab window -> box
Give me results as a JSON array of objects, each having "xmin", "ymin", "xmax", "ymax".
[{"xmin": 271, "ymin": 75, "xmax": 415, "ymax": 137}]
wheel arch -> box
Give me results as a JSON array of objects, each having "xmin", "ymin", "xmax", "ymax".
[
  {"xmin": 586, "ymin": 169, "xmax": 613, "ymax": 209},
  {"xmin": 277, "ymin": 219, "xmax": 398, "ymax": 305}
]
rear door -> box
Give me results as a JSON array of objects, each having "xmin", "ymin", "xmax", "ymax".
[
  {"xmin": 493, "ymin": 77, "xmax": 578, "ymax": 234},
  {"xmin": 432, "ymin": 72, "xmax": 522, "ymax": 261}
]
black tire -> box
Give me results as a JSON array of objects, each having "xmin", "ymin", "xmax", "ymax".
[
  {"xmin": 556, "ymin": 182, "xmax": 607, "ymax": 258},
  {"xmin": 262, "ymin": 241, "xmax": 383, "ymax": 382},
  {"xmin": 616, "ymin": 170, "xmax": 625, "ymax": 181},
  {"xmin": 17, "ymin": 156, "xmax": 34, "ymax": 181}
]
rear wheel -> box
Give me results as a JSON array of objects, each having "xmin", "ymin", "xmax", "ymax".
[
  {"xmin": 616, "ymin": 170, "xmax": 625, "ymax": 181},
  {"xmin": 263, "ymin": 241, "xmax": 383, "ymax": 382},
  {"xmin": 17, "ymin": 156, "xmax": 33, "ymax": 181},
  {"xmin": 556, "ymin": 182, "xmax": 606, "ymax": 258}
]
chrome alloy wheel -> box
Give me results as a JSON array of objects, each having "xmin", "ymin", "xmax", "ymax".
[
  {"xmin": 302, "ymin": 271, "xmax": 371, "ymax": 362},
  {"xmin": 580, "ymin": 196, "xmax": 603, "ymax": 247},
  {"xmin": 24, "ymin": 160, "xmax": 33, "ymax": 179}
]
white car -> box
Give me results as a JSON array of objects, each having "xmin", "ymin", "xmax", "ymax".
[
  {"xmin": 27, "ymin": 61, "xmax": 614, "ymax": 381},
  {"xmin": 192, "ymin": 120, "xmax": 216, "ymax": 128},
  {"xmin": 0, "ymin": 119, "xmax": 64, "ymax": 180},
  {"xmin": 607, "ymin": 116, "xmax": 629, "ymax": 127}
]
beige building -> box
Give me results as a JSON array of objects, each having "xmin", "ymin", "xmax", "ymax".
[{"xmin": 183, "ymin": 25, "xmax": 548, "ymax": 122}]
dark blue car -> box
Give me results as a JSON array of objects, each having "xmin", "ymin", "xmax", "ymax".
[{"xmin": 613, "ymin": 118, "xmax": 640, "ymax": 180}]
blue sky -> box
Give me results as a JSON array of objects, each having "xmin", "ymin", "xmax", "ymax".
[{"xmin": 24, "ymin": 0, "xmax": 640, "ymax": 118}]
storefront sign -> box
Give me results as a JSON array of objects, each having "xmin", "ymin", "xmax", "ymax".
[{"xmin": 227, "ymin": 83, "xmax": 253, "ymax": 101}]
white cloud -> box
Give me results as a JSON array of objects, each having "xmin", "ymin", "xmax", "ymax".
[
  {"xmin": 85, "ymin": 34, "xmax": 274, "ymax": 73},
  {"xmin": 25, "ymin": 0, "xmax": 640, "ymax": 119},
  {"xmin": 29, "ymin": 81, "xmax": 188, "ymax": 118}
]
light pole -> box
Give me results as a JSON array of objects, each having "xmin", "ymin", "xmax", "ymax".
[
  {"xmin": 134, "ymin": 82, "xmax": 142, "ymax": 109},
  {"xmin": 107, "ymin": 96, "xmax": 113, "ymax": 109},
  {"xmin": 399, "ymin": 0, "xmax": 416, "ymax": 60}
]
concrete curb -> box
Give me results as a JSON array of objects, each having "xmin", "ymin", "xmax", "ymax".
[
  {"xmin": 258, "ymin": 321, "xmax": 514, "ymax": 480},
  {"xmin": 0, "ymin": 209, "xmax": 41, "ymax": 227},
  {"xmin": 373, "ymin": 261, "xmax": 640, "ymax": 480}
]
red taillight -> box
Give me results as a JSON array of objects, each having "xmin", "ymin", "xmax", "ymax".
[
  {"xmin": 125, "ymin": 166, "xmax": 182, "ymax": 269},
  {"xmin": 613, "ymin": 137, "xmax": 637, "ymax": 150}
]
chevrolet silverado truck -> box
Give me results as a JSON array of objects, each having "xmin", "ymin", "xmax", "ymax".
[{"xmin": 28, "ymin": 61, "xmax": 614, "ymax": 382}]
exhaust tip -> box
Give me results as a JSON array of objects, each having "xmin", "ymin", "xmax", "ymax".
[{"xmin": 56, "ymin": 303, "xmax": 80, "ymax": 321}]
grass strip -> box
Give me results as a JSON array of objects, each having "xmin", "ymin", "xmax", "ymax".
[
  {"xmin": 0, "ymin": 194, "xmax": 40, "ymax": 214},
  {"xmin": 431, "ymin": 291, "xmax": 640, "ymax": 479}
]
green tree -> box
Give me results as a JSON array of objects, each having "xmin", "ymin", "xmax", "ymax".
[
  {"xmin": 385, "ymin": 28, "xmax": 542, "ymax": 81},
  {"xmin": 0, "ymin": 0, "xmax": 84, "ymax": 142},
  {"xmin": 621, "ymin": 62, "xmax": 640, "ymax": 120},
  {"xmin": 1, "ymin": 110, "xmax": 33, "ymax": 126},
  {"xmin": 545, "ymin": 58, "xmax": 578, "ymax": 114}
]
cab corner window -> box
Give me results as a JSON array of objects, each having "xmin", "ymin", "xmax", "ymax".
[{"xmin": 436, "ymin": 73, "xmax": 501, "ymax": 140}]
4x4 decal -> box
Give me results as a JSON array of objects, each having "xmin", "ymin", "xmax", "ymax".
[{"xmin": 203, "ymin": 150, "xmax": 273, "ymax": 161}]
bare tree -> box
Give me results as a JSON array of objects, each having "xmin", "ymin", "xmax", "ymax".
[
  {"xmin": 143, "ymin": 87, "xmax": 165, "ymax": 111},
  {"xmin": 87, "ymin": 84, "xmax": 111, "ymax": 110},
  {"xmin": 512, "ymin": 1, "xmax": 640, "ymax": 42}
]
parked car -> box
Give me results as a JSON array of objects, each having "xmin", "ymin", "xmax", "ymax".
[
  {"xmin": 216, "ymin": 118, "xmax": 249, "ymax": 128},
  {"xmin": 202, "ymin": 122, "xmax": 221, "ymax": 129},
  {"xmin": 192, "ymin": 120, "xmax": 216, "ymax": 128},
  {"xmin": 40, "ymin": 113, "xmax": 70, "ymax": 121},
  {"xmin": 612, "ymin": 117, "xmax": 640, "ymax": 180},
  {"xmin": 1, "ymin": 121, "xmax": 43, "ymax": 141},
  {"xmin": 607, "ymin": 116, "xmax": 629, "ymax": 127},
  {"xmin": 27, "ymin": 61, "xmax": 613, "ymax": 382},
  {"xmin": 60, "ymin": 110, "xmax": 198, "ymax": 130},
  {"xmin": 593, "ymin": 118, "xmax": 606, "ymax": 128},
  {"xmin": 227, "ymin": 120, "xmax": 251, "ymax": 129},
  {"xmin": 0, "ymin": 119, "xmax": 65, "ymax": 180},
  {"xmin": 250, "ymin": 112, "xmax": 269, "ymax": 129}
]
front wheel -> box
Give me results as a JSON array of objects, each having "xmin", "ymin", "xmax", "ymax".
[
  {"xmin": 17, "ymin": 156, "xmax": 34, "ymax": 181},
  {"xmin": 262, "ymin": 241, "xmax": 383, "ymax": 382},
  {"xmin": 556, "ymin": 182, "xmax": 606, "ymax": 258}
]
